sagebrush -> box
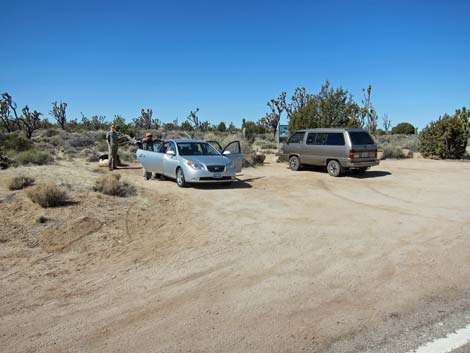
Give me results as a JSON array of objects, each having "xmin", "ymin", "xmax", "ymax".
[
  {"xmin": 16, "ymin": 150, "xmax": 52, "ymax": 165},
  {"xmin": 9, "ymin": 175, "xmax": 35, "ymax": 190},
  {"xmin": 94, "ymin": 174, "xmax": 136, "ymax": 197},
  {"xmin": 27, "ymin": 183, "xmax": 69, "ymax": 207}
]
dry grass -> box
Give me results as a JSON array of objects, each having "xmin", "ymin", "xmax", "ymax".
[
  {"xmin": 94, "ymin": 174, "xmax": 136, "ymax": 197},
  {"xmin": 8, "ymin": 175, "xmax": 35, "ymax": 190},
  {"xmin": 27, "ymin": 183, "xmax": 69, "ymax": 208}
]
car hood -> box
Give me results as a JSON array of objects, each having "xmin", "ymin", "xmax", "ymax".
[{"xmin": 182, "ymin": 155, "xmax": 229, "ymax": 166}]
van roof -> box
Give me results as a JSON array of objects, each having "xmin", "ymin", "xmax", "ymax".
[{"xmin": 295, "ymin": 128, "xmax": 367, "ymax": 133}]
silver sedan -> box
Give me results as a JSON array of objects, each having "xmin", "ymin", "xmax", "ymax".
[{"xmin": 136, "ymin": 139, "xmax": 243, "ymax": 187}]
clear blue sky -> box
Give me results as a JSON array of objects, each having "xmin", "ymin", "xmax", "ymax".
[{"xmin": 3, "ymin": 0, "xmax": 470, "ymax": 129}]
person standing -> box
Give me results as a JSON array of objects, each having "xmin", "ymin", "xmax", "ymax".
[
  {"xmin": 142, "ymin": 132, "xmax": 154, "ymax": 179},
  {"xmin": 106, "ymin": 124, "xmax": 119, "ymax": 170},
  {"xmin": 142, "ymin": 132, "xmax": 154, "ymax": 151}
]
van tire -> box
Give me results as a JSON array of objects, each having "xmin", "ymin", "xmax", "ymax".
[
  {"xmin": 289, "ymin": 156, "xmax": 301, "ymax": 171},
  {"xmin": 327, "ymin": 160, "xmax": 343, "ymax": 177}
]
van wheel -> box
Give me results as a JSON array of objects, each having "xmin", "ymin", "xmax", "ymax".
[
  {"xmin": 352, "ymin": 167, "xmax": 367, "ymax": 175},
  {"xmin": 176, "ymin": 168, "xmax": 187, "ymax": 187},
  {"xmin": 144, "ymin": 170, "xmax": 152, "ymax": 180},
  {"xmin": 327, "ymin": 160, "xmax": 343, "ymax": 177},
  {"xmin": 289, "ymin": 156, "xmax": 301, "ymax": 171}
]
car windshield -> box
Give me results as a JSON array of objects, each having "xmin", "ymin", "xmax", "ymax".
[
  {"xmin": 348, "ymin": 131, "xmax": 375, "ymax": 145},
  {"xmin": 177, "ymin": 142, "xmax": 220, "ymax": 156}
]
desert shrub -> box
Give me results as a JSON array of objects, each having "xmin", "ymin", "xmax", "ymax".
[
  {"xmin": 0, "ymin": 133, "xmax": 34, "ymax": 152},
  {"xmin": 94, "ymin": 174, "xmax": 136, "ymax": 197},
  {"xmin": 9, "ymin": 175, "xmax": 35, "ymax": 190},
  {"xmin": 118, "ymin": 149, "xmax": 136, "ymax": 162},
  {"xmin": 376, "ymin": 134, "xmax": 419, "ymax": 152},
  {"xmin": 392, "ymin": 122, "xmax": 415, "ymax": 135},
  {"xmin": 256, "ymin": 141, "xmax": 278, "ymax": 150},
  {"xmin": 381, "ymin": 144, "xmax": 406, "ymax": 159},
  {"xmin": 68, "ymin": 133, "xmax": 96, "ymax": 148},
  {"xmin": 374, "ymin": 129, "xmax": 387, "ymax": 136},
  {"xmin": 27, "ymin": 183, "xmax": 69, "ymax": 208},
  {"xmin": 419, "ymin": 111, "xmax": 469, "ymax": 159},
  {"xmin": 43, "ymin": 129, "xmax": 60, "ymax": 137},
  {"xmin": 16, "ymin": 150, "xmax": 52, "ymax": 165},
  {"xmin": 1, "ymin": 154, "xmax": 16, "ymax": 169}
]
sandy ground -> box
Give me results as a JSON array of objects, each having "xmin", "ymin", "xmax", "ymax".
[{"xmin": 1, "ymin": 156, "xmax": 470, "ymax": 353}]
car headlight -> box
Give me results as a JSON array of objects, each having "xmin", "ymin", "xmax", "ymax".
[
  {"xmin": 186, "ymin": 161, "xmax": 204, "ymax": 170},
  {"xmin": 226, "ymin": 161, "xmax": 235, "ymax": 169}
]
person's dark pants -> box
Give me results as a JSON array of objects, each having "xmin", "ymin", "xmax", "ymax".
[{"xmin": 109, "ymin": 146, "xmax": 118, "ymax": 170}]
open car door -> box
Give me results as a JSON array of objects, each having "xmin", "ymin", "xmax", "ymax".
[
  {"xmin": 136, "ymin": 147, "xmax": 164, "ymax": 174},
  {"xmin": 206, "ymin": 140, "xmax": 243, "ymax": 173}
]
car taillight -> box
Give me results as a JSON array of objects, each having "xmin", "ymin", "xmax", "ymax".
[{"xmin": 349, "ymin": 150, "xmax": 360, "ymax": 159}]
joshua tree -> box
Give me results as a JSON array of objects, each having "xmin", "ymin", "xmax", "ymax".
[
  {"xmin": 186, "ymin": 108, "xmax": 200, "ymax": 129},
  {"xmin": 133, "ymin": 108, "xmax": 159, "ymax": 129},
  {"xmin": 262, "ymin": 93, "xmax": 285, "ymax": 138},
  {"xmin": 0, "ymin": 93, "xmax": 21, "ymax": 132},
  {"xmin": 20, "ymin": 106, "xmax": 41, "ymax": 139},
  {"xmin": 361, "ymin": 86, "xmax": 377, "ymax": 132},
  {"xmin": 50, "ymin": 101, "xmax": 67, "ymax": 129},
  {"xmin": 382, "ymin": 113, "xmax": 392, "ymax": 133}
]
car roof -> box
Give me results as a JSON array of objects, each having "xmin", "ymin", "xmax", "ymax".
[
  {"xmin": 167, "ymin": 139, "xmax": 207, "ymax": 143},
  {"xmin": 295, "ymin": 128, "xmax": 368, "ymax": 133}
]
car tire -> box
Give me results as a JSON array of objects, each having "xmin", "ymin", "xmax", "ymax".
[
  {"xmin": 144, "ymin": 170, "xmax": 152, "ymax": 180},
  {"xmin": 327, "ymin": 160, "xmax": 343, "ymax": 177},
  {"xmin": 176, "ymin": 168, "xmax": 187, "ymax": 187},
  {"xmin": 352, "ymin": 167, "xmax": 367, "ymax": 175},
  {"xmin": 289, "ymin": 156, "xmax": 301, "ymax": 171}
]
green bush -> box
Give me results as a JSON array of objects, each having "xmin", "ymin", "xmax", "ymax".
[
  {"xmin": 392, "ymin": 122, "xmax": 415, "ymax": 135},
  {"xmin": 0, "ymin": 133, "xmax": 34, "ymax": 152},
  {"xmin": 374, "ymin": 129, "xmax": 387, "ymax": 136},
  {"xmin": 419, "ymin": 109, "xmax": 469, "ymax": 159},
  {"xmin": 9, "ymin": 175, "xmax": 35, "ymax": 190},
  {"xmin": 27, "ymin": 183, "xmax": 69, "ymax": 208},
  {"xmin": 16, "ymin": 150, "xmax": 52, "ymax": 165}
]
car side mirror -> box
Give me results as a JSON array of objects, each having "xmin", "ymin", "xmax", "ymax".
[
  {"xmin": 223, "ymin": 150, "xmax": 231, "ymax": 155},
  {"xmin": 166, "ymin": 150, "xmax": 175, "ymax": 156}
]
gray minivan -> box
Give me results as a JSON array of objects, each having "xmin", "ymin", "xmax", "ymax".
[{"xmin": 281, "ymin": 128, "xmax": 379, "ymax": 177}]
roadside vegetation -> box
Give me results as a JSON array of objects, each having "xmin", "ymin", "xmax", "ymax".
[
  {"xmin": 1, "ymin": 85, "xmax": 469, "ymax": 167},
  {"xmin": 418, "ymin": 108, "xmax": 470, "ymax": 159}
]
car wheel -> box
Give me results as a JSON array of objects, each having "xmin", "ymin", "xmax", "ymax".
[
  {"xmin": 352, "ymin": 167, "xmax": 368, "ymax": 175},
  {"xmin": 327, "ymin": 160, "xmax": 343, "ymax": 177},
  {"xmin": 144, "ymin": 170, "xmax": 151, "ymax": 180},
  {"xmin": 289, "ymin": 156, "xmax": 301, "ymax": 171},
  {"xmin": 176, "ymin": 168, "xmax": 187, "ymax": 187}
]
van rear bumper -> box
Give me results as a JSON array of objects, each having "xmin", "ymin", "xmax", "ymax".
[{"xmin": 342, "ymin": 159, "xmax": 380, "ymax": 168}]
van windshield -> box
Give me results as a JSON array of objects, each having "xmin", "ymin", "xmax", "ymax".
[{"xmin": 348, "ymin": 131, "xmax": 375, "ymax": 145}]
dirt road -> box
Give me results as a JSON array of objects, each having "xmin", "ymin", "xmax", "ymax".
[{"xmin": 1, "ymin": 157, "xmax": 470, "ymax": 352}]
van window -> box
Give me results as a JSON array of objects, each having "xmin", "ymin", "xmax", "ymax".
[
  {"xmin": 306, "ymin": 133, "xmax": 317, "ymax": 144},
  {"xmin": 314, "ymin": 133, "xmax": 328, "ymax": 145},
  {"xmin": 326, "ymin": 133, "xmax": 345, "ymax": 146},
  {"xmin": 348, "ymin": 131, "xmax": 375, "ymax": 145},
  {"xmin": 288, "ymin": 132, "xmax": 305, "ymax": 144}
]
